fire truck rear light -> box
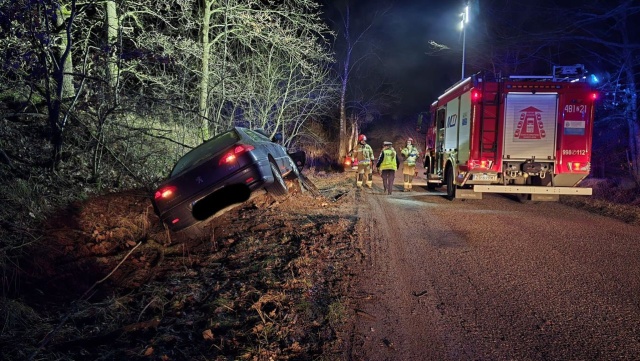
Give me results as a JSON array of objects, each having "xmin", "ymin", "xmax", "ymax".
[
  {"xmin": 469, "ymin": 159, "xmax": 493, "ymax": 169},
  {"xmin": 567, "ymin": 162, "xmax": 589, "ymax": 172},
  {"xmin": 590, "ymin": 92, "xmax": 598, "ymax": 100},
  {"xmin": 471, "ymin": 89, "xmax": 482, "ymax": 101}
]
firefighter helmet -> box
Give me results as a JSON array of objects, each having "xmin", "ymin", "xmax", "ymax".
[
  {"xmin": 358, "ymin": 134, "xmax": 367, "ymax": 142},
  {"xmin": 406, "ymin": 137, "xmax": 414, "ymax": 143}
]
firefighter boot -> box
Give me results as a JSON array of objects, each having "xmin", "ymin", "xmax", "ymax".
[
  {"xmin": 403, "ymin": 182, "xmax": 409, "ymax": 192},
  {"xmin": 356, "ymin": 173, "xmax": 363, "ymax": 188},
  {"xmin": 366, "ymin": 173, "xmax": 373, "ymax": 188}
]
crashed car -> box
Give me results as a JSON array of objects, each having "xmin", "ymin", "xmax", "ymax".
[{"xmin": 152, "ymin": 126, "xmax": 304, "ymax": 232}]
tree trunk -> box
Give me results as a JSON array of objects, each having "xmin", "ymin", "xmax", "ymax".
[
  {"xmin": 337, "ymin": 7, "xmax": 352, "ymax": 163},
  {"xmin": 198, "ymin": 0, "xmax": 213, "ymax": 141},
  {"xmin": 50, "ymin": 1, "xmax": 76, "ymax": 168},
  {"xmin": 621, "ymin": 22, "xmax": 640, "ymax": 184},
  {"xmin": 105, "ymin": 0, "xmax": 118, "ymax": 90},
  {"xmin": 624, "ymin": 69, "xmax": 639, "ymax": 183},
  {"xmin": 338, "ymin": 75, "xmax": 348, "ymax": 161}
]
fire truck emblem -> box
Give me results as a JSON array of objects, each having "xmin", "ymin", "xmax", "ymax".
[{"xmin": 514, "ymin": 106, "xmax": 546, "ymax": 140}]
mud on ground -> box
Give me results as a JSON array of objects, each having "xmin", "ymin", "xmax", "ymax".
[{"xmin": 2, "ymin": 172, "xmax": 363, "ymax": 361}]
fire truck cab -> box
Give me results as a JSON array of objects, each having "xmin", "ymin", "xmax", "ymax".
[{"xmin": 421, "ymin": 65, "xmax": 597, "ymax": 201}]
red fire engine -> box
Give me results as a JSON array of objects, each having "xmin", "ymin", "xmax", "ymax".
[{"xmin": 421, "ymin": 65, "xmax": 597, "ymax": 201}]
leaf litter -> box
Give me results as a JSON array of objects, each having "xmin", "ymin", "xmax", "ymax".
[{"xmin": 2, "ymin": 172, "xmax": 363, "ymax": 361}]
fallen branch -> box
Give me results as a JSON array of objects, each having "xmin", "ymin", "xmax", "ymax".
[
  {"xmin": 412, "ymin": 290, "xmax": 428, "ymax": 297},
  {"xmin": 79, "ymin": 241, "xmax": 142, "ymax": 300},
  {"xmin": 354, "ymin": 308, "xmax": 377, "ymax": 321}
]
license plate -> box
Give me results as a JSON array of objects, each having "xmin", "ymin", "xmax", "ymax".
[{"xmin": 473, "ymin": 173, "xmax": 497, "ymax": 181}]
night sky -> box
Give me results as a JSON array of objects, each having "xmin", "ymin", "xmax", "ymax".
[
  {"xmin": 319, "ymin": 0, "xmax": 478, "ymax": 119},
  {"xmin": 318, "ymin": 0, "xmax": 588, "ymax": 119}
]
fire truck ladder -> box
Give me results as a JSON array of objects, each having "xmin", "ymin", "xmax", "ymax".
[{"xmin": 478, "ymin": 79, "xmax": 499, "ymax": 162}]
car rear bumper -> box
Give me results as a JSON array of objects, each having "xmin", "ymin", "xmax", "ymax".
[{"xmin": 158, "ymin": 159, "xmax": 273, "ymax": 231}]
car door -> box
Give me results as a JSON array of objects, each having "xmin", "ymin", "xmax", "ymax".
[{"xmin": 244, "ymin": 128, "xmax": 282, "ymax": 168}]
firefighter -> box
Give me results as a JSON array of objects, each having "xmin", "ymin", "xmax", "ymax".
[
  {"xmin": 350, "ymin": 134, "xmax": 375, "ymax": 188},
  {"xmin": 400, "ymin": 137, "xmax": 420, "ymax": 191},
  {"xmin": 376, "ymin": 141, "xmax": 399, "ymax": 195}
]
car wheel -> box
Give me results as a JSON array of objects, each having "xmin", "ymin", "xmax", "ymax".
[
  {"xmin": 265, "ymin": 159, "xmax": 288, "ymax": 200},
  {"xmin": 446, "ymin": 165, "xmax": 456, "ymax": 200}
]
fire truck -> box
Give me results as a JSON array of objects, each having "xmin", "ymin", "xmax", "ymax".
[{"xmin": 421, "ymin": 65, "xmax": 597, "ymax": 201}]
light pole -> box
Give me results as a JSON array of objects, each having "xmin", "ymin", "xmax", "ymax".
[{"xmin": 460, "ymin": 3, "xmax": 469, "ymax": 80}]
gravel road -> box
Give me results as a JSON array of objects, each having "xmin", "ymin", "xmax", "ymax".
[{"xmin": 347, "ymin": 171, "xmax": 640, "ymax": 361}]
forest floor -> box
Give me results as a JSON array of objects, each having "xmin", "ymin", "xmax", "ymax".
[{"xmin": 2, "ymin": 171, "xmax": 368, "ymax": 361}]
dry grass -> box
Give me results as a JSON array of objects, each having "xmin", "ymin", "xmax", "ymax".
[
  {"xmin": 561, "ymin": 177, "xmax": 640, "ymax": 226},
  {"xmin": 0, "ymin": 171, "xmax": 359, "ymax": 361}
]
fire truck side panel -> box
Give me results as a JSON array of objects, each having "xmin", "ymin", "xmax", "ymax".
[
  {"xmin": 458, "ymin": 91, "xmax": 472, "ymax": 166},
  {"xmin": 502, "ymin": 93, "xmax": 558, "ymax": 160},
  {"xmin": 444, "ymin": 97, "xmax": 460, "ymax": 153}
]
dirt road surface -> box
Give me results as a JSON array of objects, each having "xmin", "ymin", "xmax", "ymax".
[{"xmin": 346, "ymin": 168, "xmax": 640, "ymax": 360}]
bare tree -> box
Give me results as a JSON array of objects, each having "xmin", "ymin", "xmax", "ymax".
[
  {"xmin": 0, "ymin": 0, "xmax": 81, "ymax": 168},
  {"xmin": 565, "ymin": 1, "xmax": 640, "ymax": 183},
  {"xmin": 196, "ymin": 0, "xmax": 333, "ymax": 140}
]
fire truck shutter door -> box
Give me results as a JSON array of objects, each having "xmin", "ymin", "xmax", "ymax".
[{"xmin": 503, "ymin": 93, "xmax": 558, "ymax": 160}]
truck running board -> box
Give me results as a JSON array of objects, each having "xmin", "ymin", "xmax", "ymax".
[
  {"xmin": 472, "ymin": 185, "xmax": 592, "ymax": 195},
  {"xmin": 456, "ymin": 188, "xmax": 483, "ymax": 199}
]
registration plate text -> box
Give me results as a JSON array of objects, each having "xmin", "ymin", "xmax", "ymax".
[{"xmin": 473, "ymin": 173, "xmax": 497, "ymax": 181}]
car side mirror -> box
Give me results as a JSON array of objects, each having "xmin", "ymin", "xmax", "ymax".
[{"xmin": 416, "ymin": 112, "xmax": 430, "ymax": 134}]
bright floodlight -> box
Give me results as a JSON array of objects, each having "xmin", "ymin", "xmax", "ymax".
[{"xmin": 460, "ymin": 3, "xmax": 470, "ymax": 79}]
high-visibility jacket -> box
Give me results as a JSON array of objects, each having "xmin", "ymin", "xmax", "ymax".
[
  {"xmin": 377, "ymin": 148, "xmax": 398, "ymax": 171},
  {"xmin": 352, "ymin": 143, "xmax": 374, "ymax": 164},
  {"xmin": 401, "ymin": 145, "xmax": 420, "ymax": 167}
]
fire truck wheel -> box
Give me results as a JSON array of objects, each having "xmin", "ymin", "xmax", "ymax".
[{"xmin": 445, "ymin": 166, "xmax": 456, "ymax": 200}]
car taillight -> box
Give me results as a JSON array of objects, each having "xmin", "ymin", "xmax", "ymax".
[
  {"xmin": 219, "ymin": 144, "xmax": 255, "ymax": 165},
  {"xmin": 155, "ymin": 185, "xmax": 177, "ymax": 200}
]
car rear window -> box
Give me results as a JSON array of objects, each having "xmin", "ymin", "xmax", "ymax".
[
  {"xmin": 244, "ymin": 129, "xmax": 271, "ymax": 143},
  {"xmin": 170, "ymin": 130, "xmax": 240, "ymax": 176}
]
